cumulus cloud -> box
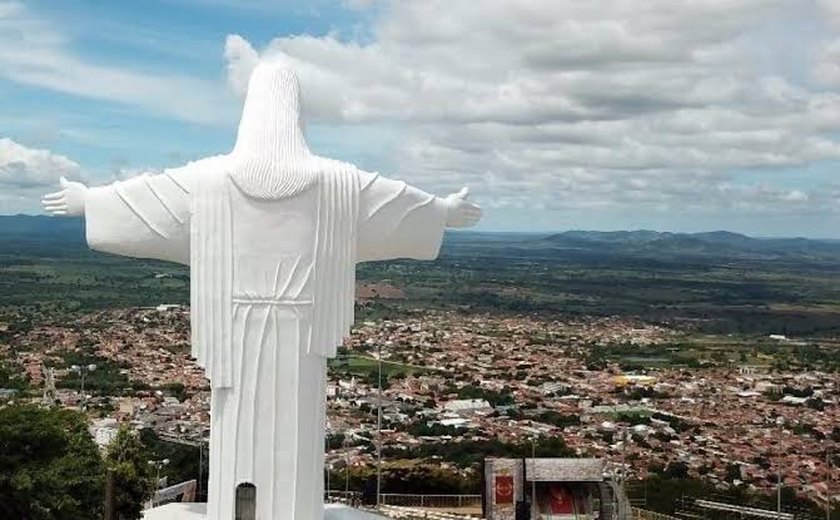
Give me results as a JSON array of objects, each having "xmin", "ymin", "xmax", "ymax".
[
  {"xmin": 0, "ymin": 138, "xmax": 83, "ymax": 188},
  {"xmin": 0, "ymin": 138, "xmax": 85, "ymax": 213},
  {"xmin": 225, "ymin": 35, "xmax": 260, "ymax": 96},
  {"xmin": 813, "ymin": 37, "xmax": 840, "ymax": 87},
  {"xmin": 818, "ymin": 0, "xmax": 840, "ymax": 27},
  {"xmin": 229, "ymin": 0, "xmax": 840, "ymax": 217}
]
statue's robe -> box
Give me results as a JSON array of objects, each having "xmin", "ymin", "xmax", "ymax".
[{"xmin": 84, "ymin": 155, "xmax": 448, "ymax": 519}]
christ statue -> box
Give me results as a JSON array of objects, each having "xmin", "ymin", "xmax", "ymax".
[{"xmin": 42, "ymin": 63, "xmax": 481, "ymax": 519}]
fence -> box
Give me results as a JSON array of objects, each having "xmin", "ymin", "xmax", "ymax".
[
  {"xmin": 632, "ymin": 507, "xmax": 681, "ymax": 520},
  {"xmin": 377, "ymin": 504, "xmax": 479, "ymax": 519},
  {"xmin": 379, "ymin": 494, "xmax": 482, "ymax": 512},
  {"xmin": 675, "ymin": 496, "xmax": 822, "ymax": 520},
  {"xmin": 326, "ymin": 490, "xmax": 361, "ymax": 507}
]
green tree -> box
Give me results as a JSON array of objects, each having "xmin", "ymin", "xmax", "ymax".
[
  {"xmin": 662, "ymin": 460, "xmax": 689, "ymax": 479},
  {"xmin": 0, "ymin": 404, "xmax": 105, "ymax": 520},
  {"xmin": 105, "ymin": 426, "xmax": 156, "ymax": 520}
]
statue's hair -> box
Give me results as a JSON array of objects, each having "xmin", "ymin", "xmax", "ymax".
[{"xmin": 230, "ymin": 63, "xmax": 317, "ymax": 200}]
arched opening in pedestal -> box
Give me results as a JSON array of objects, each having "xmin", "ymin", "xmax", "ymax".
[{"xmin": 235, "ymin": 483, "xmax": 256, "ymax": 520}]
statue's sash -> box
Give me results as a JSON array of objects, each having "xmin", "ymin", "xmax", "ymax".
[{"xmin": 190, "ymin": 169, "xmax": 358, "ymax": 389}]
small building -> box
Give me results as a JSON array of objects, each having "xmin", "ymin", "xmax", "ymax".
[
  {"xmin": 483, "ymin": 458, "xmax": 631, "ymax": 520},
  {"xmin": 613, "ymin": 374, "xmax": 656, "ymax": 387},
  {"xmin": 442, "ymin": 398, "xmax": 492, "ymax": 414}
]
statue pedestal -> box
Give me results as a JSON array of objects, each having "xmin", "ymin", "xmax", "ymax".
[{"xmin": 142, "ymin": 503, "xmax": 387, "ymax": 519}]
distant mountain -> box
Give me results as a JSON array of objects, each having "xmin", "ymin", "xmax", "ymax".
[
  {"xmin": 1, "ymin": 215, "xmax": 838, "ymax": 263},
  {"xmin": 0, "ymin": 215, "xmax": 86, "ymax": 255},
  {"xmin": 537, "ymin": 229, "xmax": 840, "ymax": 260},
  {"xmin": 549, "ymin": 229, "xmax": 672, "ymax": 244},
  {"xmin": 0, "ymin": 214, "xmax": 84, "ymax": 240}
]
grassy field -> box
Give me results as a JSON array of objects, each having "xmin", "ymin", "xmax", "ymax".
[{"xmin": 329, "ymin": 354, "xmax": 431, "ymax": 378}]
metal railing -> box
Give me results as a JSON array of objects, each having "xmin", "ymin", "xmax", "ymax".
[
  {"xmin": 377, "ymin": 504, "xmax": 479, "ymax": 519},
  {"xmin": 379, "ymin": 493, "xmax": 482, "ymax": 511},
  {"xmin": 325, "ymin": 490, "xmax": 361, "ymax": 507},
  {"xmin": 632, "ymin": 507, "xmax": 681, "ymax": 520}
]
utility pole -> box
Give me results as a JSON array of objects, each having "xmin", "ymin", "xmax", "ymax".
[{"xmin": 376, "ymin": 342, "xmax": 383, "ymax": 509}]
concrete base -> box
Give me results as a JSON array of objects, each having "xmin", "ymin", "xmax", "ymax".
[{"xmin": 143, "ymin": 503, "xmax": 387, "ymax": 519}]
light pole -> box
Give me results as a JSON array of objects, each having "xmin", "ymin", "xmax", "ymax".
[
  {"xmin": 531, "ymin": 436, "xmax": 537, "ymax": 520},
  {"xmin": 776, "ymin": 416, "xmax": 784, "ymax": 518},
  {"xmin": 327, "ymin": 462, "xmax": 332, "ymax": 502},
  {"xmin": 148, "ymin": 458, "xmax": 170, "ymax": 507},
  {"xmin": 198, "ymin": 438, "xmax": 203, "ymax": 500},
  {"xmin": 70, "ymin": 364, "xmax": 96, "ymax": 410},
  {"xmin": 198, "ymin": 428, "xmax": 208, "ymax": 502},
  {"xmin": 828, "ymin": 443, "xmax": 833, "ymax": 520},
  {"xmin": 376, "ymin": 342, "xmax": 383, "ymax": 509},
  {"xmin": 622, "ymin": 426, "xmax": 629, "ymax": 486},
  {"xmin": 345, "ymin": 434, "xmax": 351, "ymax": 496}
]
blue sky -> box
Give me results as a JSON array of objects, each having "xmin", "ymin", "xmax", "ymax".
[{"xmin": 2, "ymin": 0, "xmax": 840, "ymax": 237}]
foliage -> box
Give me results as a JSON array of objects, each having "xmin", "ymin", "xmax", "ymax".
[
  {"xmin": 535, "ymin": 410, "xmax": 581, "ymax": 428},
  {"xmin": 382, "ymin": 435, "xmax": 575, "ymax": 469},
  {"xmin": 401, "ymin": 420, "xmax": 464, "ymax": 438},
  {"xmin": 104, "ymin": 427, "xmax": 156, "ymax": 520},
  {"xmin": 326, "ymin": 433, "xmax": 346, "ymax": 450},
  {"xmin": 635, "ymin": 475, "xmax": 840, "ymax": 519},
  {"xmin": 138, "ymin": 429, "xmax": 206, "ymax": 501},
  {"xmin": 55, "ymin": 352, "xmax": 131, "ymax": 396},
  {"xmin": 0, "ymin": 404, "xmax": 105, "ymax": 520},
  {"xmin": 5, "ymin": 219, "xmax": 840, "ymax": 340},
  {"xmin": 160, "ymin": 382, "xmax": 187, "ymax": 402},
  {"xmin": 0, "ymin": 360, "xmax": 30, "ymax": 391},
  {"xmin": 329, "ymin": 460, "xmax": 479, "ymax": 496},
  {"xmin": 456, "ymin": 383, "xmax": 514, "ymax": 406}
]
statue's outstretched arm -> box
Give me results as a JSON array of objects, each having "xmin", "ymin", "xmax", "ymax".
[
  {"xmin": 40, "ymin": 156, "xmax": 223, "ymax": 265},
  {"xmin": 441, "ymin": 186, "xmax": 482, "ymax": 228},
  {"xmin": 356, "ymin": 170, "xmax": 483, "ymax": 263},
  {"xmin": 42, "ymin": 177, "xmax": 87, "ymax": 217}
]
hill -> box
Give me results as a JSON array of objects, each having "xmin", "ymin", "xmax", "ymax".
[{"xmin": 532, "ymin": 229, "xmax": 840, "ymax": 262}]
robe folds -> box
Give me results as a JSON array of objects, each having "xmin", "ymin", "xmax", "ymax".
[
  {"xmin": 190, "ymin": 164, "xmax": 359, "ymax": 389},
  {"xmin": 83, "ymin": 155, "xmax": 449, "ymax": 519}
]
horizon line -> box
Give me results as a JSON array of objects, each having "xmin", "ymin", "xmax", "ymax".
[{"xmin": 1, "ymin": 213, "xmax": 837, "ymax": 242}]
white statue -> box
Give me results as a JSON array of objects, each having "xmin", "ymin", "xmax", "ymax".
[{"xmin": 42, "ymin": 63, "xmax": 481, "ymax": 520}]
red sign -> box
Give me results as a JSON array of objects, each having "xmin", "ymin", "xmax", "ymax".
[{"xmin": 495, "ymin": 475, "xmax": 514, "ymax": 505}]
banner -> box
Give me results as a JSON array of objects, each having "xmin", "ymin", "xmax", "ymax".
[{"xmin": 495, "ymin": 474, "xmax": 514, "ymax": 505}]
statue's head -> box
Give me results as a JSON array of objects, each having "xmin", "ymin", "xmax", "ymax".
[
  {"xmin": 233, "ymin": 61, "xmax": 309, "ymax": 158},
  {"xmin": 245, "ymin": 62, "xmax": 302, "ymax": 119}
]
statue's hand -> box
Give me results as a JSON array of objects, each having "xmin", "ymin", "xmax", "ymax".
[
  {"xmin": 443, "ymin": 187, "xmax": 482, "ymax": 228},
  {"xmin": 42, "ymin": 176, "xmax": 87, "ymax": 217}
]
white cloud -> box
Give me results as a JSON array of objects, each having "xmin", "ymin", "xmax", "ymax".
[
  {"xmin": 229, "ymin": 0, "xmax": 840, "ymax": 217},
  {"xmin": 0, "ymin": 138, "xmax": 86, "ymax": 214},
  {"xmin": 0, "ymin": 138, "xmax": 83, "ymax": 189},
  {"xmin": 0, "ymin": 138, "xmax": 170, "ymax": 214},
  {"xmin": 0, "ymin": 1, "xmax": 236, "ymax": 125},
  {"xmin": 813, "ymin": 37, "xmax": 840, "ymax": 87},
  {"xmin": 818, "ymin": 0, "xmax": 840, "ymax": 27},
  {"xmin": 225, "ymin": 35, "xmax": 261, "ymax": 96}
]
